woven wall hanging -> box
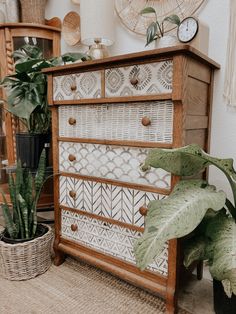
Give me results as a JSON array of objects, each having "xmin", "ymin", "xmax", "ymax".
[{"xmin": 115, "ymin": 0, "xmax": 207, "ymax": 36}]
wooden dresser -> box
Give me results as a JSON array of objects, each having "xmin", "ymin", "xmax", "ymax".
[{"xmin": 44, "ymin": 46, "xmax": 219, "ymax": 313}]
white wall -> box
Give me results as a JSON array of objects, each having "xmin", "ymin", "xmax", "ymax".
[{"xmin": 46, "ymin": 0, "xmax": 235, "ymax": 198}]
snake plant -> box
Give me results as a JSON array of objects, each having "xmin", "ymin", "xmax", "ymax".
[
  {"xmin": 134, "ymin": 144, "xmax": 236, "ymax": 297},
  {"xmin": 0, "ymin": 149, "xmax": 47, "ymax": 240}
]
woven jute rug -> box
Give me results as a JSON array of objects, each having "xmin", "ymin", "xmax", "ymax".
[{"xmin": 0, "ymin": 257, "xmax": 190, "ymax": 314}]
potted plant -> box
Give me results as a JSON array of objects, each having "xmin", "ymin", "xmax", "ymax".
[
  {"xmin": 140, "ymin": 6, "xmax": 180, "ymax": 47},
  {"xmin": 0, "ymin": 149, "xmax": 54, "ymax": 280},
  {"xmin": 1, "ymin": 44, "xmax": 90, "ymax": 169},
  {"xmin": 134, "ymin": 144, "xmax": 236, "ymax": 314}
]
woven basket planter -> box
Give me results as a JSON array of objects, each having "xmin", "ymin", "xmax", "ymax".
[
  {"xmin": 20, "ymin": 0, "xmax": 47, "ymax": 24},
  {"xmin": 0, "ymin": 224, "xmax": 53, "ymax": 281}
]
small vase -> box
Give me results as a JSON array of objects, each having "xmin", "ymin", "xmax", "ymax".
[
  {"xmin": 155, "ymin": 35, "xmax": 179, "ymax": 49},
  {"xmin": 20, "ymin": 0, "xmax": 47, "ymax": 24}
]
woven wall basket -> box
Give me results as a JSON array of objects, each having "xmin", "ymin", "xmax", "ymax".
[
  {"xmin": 0, "ymin": 224, "xmax": 53, "ymax": 281},
  {"xmin": 20, "ymin": 0, "xmax": 47, "ymax": 24}
]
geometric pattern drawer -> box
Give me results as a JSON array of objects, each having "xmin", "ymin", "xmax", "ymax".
[
  {"xmin": 105, "ymin": 60, "xmax": 173, "ymax": 97},
  {"xmin": 59, "ymin": 176, "xmax": 167, "ymax": 227},
  {"xmin": 59, "ymin": 142, "xmax": 171, "ymax": 189},
  {"xmin": 61, "ymin": 209, "xmax": 168, "ymax": 276},
  {"xmin": 53, "ymin": 71, "xmax": 102, "ymax": 100},
  {"xmin": 58, "ymin": 101, "xmax": 173, "ymax": 143}
]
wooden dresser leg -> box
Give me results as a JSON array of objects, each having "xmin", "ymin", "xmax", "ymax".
[
  {"xmin": 166, "ymin": 291, "xmax": 177, "ymax": 314},
  {"xmin": 54, "ymin": 249, "xmax": 66, "ymax": 266},
  {"xmin": 53, "ymin": 238, "xmax": 66, "ymax": 266}
]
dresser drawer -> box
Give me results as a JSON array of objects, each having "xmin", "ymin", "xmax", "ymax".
[
  {"xmin": 60, "ymin": 176, "xmax": 166, "ymax": 227},
  {"xmin": 59, "ymin": 142, "xmax": 171, "ymax": 189},
  {"xmin": 59, "ymin": 101, "xmax": 173, "ymax": 143},
  {"xmin": 61, "ymin": 209, "xmax": 168, "ymax": 276},
  {"xmin": 105, "ymin": 60, "xmax": 173, "ymax": 97},
  {"xmin": 53, "ymin": 71, "xmax": 102, "ymax": 100}
]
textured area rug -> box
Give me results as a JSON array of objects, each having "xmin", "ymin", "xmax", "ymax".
[{"xmin": 0, "ymin": 257, "xmax": 190, "ymax": 314}]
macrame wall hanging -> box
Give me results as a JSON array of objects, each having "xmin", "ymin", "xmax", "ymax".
[{"xmin": 223, "ymin": 0, "xmax": 236, "ymax": 107}]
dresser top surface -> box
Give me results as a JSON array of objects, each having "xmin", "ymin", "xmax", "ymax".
[{"xmin": 43, "ymin": 44, "xmax": 220, "ymax": 75}]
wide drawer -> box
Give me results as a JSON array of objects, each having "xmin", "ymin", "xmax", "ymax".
[
  {"xmin": 61, "ymin": 209, "xmax": 168, "ymax": 276},
  {"xmin": 105, "ymin": 60, "xmax": 173, "ymax": 97},
  {"xmin": 53, "ymin": 71, "xmax": 102, "ymax": 100},
  {"xmin": 60, "ymin": 176, "xmax": 166, "ymax": 227},
  {"xmin": 59, "ymin": 101, "xmax": 173, "ymax": 143},
  {"xmin": 59, "ymin": 142, "xmax": 171, "ymax": 189}
]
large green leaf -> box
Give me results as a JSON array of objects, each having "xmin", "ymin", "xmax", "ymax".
[
  {"xmin": 7, "ymin": 91, "xmax": 38, "ymax": 121},
  {"xmin": 141, "ymin": 144, "xmax": 236, "ymax": 214},
  {"xmin": 134, "ymin": 180, "xmax": 226, "ymax": 270},
  {"xmin": 206, "ymin": 214, "xmax": 236, "ymax": 295},
  {"xmin": 15, "ymin": 59, "xmax": 44, "ymax": 73}
]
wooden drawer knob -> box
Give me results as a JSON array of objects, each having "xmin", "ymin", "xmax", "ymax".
[
  {"xmin": 71, "ymin": 224, "xmax": 78, "ymax": 232},
  {"xmin": 139, "ymin": 206, "xmax": 148, "ymax": 216},
  {"xmin": 141, "ymin": 116, "xmax": 151, "ymax": 126},
  {"xmin": 130, "ymin": 77, "xmax": 139, "ymax": 86},
  {"xmin": 68, "ymin": 154, "xmax": 76, "ymax": 162},
  {"xmin": 69, "ymin": 190, "xmax": 76, "ymax": 199},
  {"xmin": 68, "ymin": 117, "xmax": 76, "ymax": 125},
  {"xmin": 70, "ymin": 85, "xmax": 77, "ymax": 91}
]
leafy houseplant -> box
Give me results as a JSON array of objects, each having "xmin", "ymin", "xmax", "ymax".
[
  {"xmin": 0, "ymin": 44, "xmax": 90, "ymax": 168},
  {"xmin": 0, "ymin": 149, "xmax": 48, "ymax": 241},
  {"xmin": 0, "ymin": 149, "xmax": 54, "ymax": 280},
  {"xmin": 134, "ymin": 144, "xmax": 236, "ymax": 312},
  {"xmin": 140, "ymin": 7, "xmax": 180, "ymax": 47}
]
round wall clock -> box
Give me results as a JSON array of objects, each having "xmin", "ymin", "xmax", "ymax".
[
  {"xmin": 177, "ymin": 17, "xmax": 199, "ymax": 43},
  {"xmin": 115, "ymin": 0, "xmax": 207, "ymax": 36}
]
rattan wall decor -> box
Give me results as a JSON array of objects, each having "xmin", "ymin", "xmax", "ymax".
[
  {"xmin": 62, "ymin": 11, "xmax": 81, "ymax": 46},
  {"xmin": 115, "ymin": 0, "xmax": 207, "ymax": 36}
]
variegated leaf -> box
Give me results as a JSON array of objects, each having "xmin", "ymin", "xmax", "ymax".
[
  {"xmin": 206, "ymin": 214, "xmax": 236, "ymax": 295},
  {"xmin": 134, "ymin": 180, "xmax": 226, "ymax": 270}
]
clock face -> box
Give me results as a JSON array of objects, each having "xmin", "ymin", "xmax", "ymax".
[{"xmin": 177, "ymin": 17, "xmax": 199, "ymax": 43}]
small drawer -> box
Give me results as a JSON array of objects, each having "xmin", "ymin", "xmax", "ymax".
[
  {"xmin": 59, "ymin": 142, "xmax": 171, "ymax": 189},
  {"xmin": 105, "ymin": 60, "xmax": 173, "ymax": 97},
  {"xmin": 58, "ymin": 101, "xmax": 173, "ymax": 144},
  {"xmin": 59, "ymin": 176, "xmax": 166, "ymax": 227},
  {"xmin": 61, "ymin": 209, "xmax": 168, "ymax": 276},
  {"xmin": 53, "ymin": 71, "xmax": 102, "ymax": 101}
]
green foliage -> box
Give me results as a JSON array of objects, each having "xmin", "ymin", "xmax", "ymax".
[
  {"xmin": 140, "ymin": 7, "xmax": 180, "ymax": 46},
  {"xmin": 0, "ymin": 45, "xmax": 91, "ymax": 134},
  {"xmin": 134, "ymin": 144, "xmax": 236, "ymax": 296},
  {"xmin": 134, "ymin": 179, "xmax": 226, "ymax": 270},
  {"xmin": 0, "ymin": 149, "xmax": 47, "ymax": 240}
]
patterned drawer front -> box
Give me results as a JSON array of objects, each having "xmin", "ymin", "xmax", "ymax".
[
  {"xmin": 53, "ymin": 71, "xmax": 102, "ymax": 100},
  {"xmin": 60, "ymin": 176, "xmax": 166, "ymax": 227},
  {"xmin": 59, "ymin": 101, "xmax": 173, "ymax": 143},
  {"xmin": 59, "ymin": 142, "xmax": 171, "ymax": 189},
  {"xmin": 62, "ymin": 209, "xmax": 168, "ymax": 276},
  {"xmin": 105, "ymin": 60, "xmax": 173, "ymax": 97}
]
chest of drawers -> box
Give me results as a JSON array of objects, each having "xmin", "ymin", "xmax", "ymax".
[{"xmin": 45, "ymin": 46, "xmax": 219, "ymax": 313}]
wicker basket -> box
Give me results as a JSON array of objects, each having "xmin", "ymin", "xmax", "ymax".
[
  {"xmin": 0, "ymin": 224, "xmax": 53, "ymax": 281},
  {"xmin": 20, "ymin": 0, "xmax": 47, "ymax": 24}
]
